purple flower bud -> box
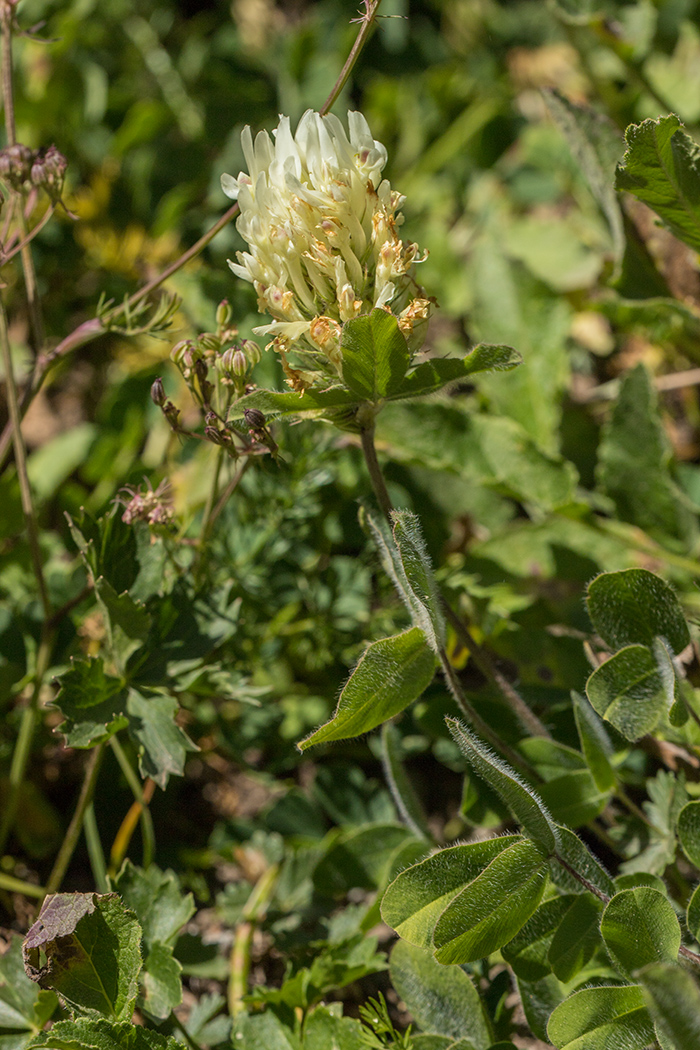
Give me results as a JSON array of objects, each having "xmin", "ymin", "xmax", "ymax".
[
  {"xmin": 0, "ymin": 144, "xmax": 34, "ymax": 189},
  {"xmin": 31, "ymin": 145, "xmax": 67, "ymax": 198}
]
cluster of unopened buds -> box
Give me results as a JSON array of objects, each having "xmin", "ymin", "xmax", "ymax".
[
  {"xmin": 0, "ymin": 143, "xmax": 67, "ymax": 202},
  {"xmin": 151, "ymin": 299, "xmax": 277, "ymax": 459}
]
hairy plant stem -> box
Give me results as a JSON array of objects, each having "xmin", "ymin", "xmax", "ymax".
[
  {"xmin": 110, "ymin": 735, "xmax": 156, "ymax": 868},
  {"xmin": 359, "ymin": 422, "xmax": 550, "ymax": 740},
  {"xmin": 320, "ymin": 0, "xmax": 382, "ymax": 114},
  {"xmin": 228, "ymin": 864, "xmax": 279, "ymax": 1017},
  {"xmin": 45, "ymin": 743, "xmax": 105, "ymax": 895},
  {"xmin": 1, "ymin": 7, "xmax": 44, "ymax": 350}
]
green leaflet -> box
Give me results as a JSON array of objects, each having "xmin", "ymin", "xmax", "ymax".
[
  {"xmin": 502, "ymin": 895, "xmax": 576, "ymax": 982},
  {"xmin": 340, "ymin": 309, "xmax": 411, "ymax": 400},
  {"xmin": 22, "ymin": 894, "xmax": 142, "ymax": 1022},
  {"xmin": 686, "ymin": 883, "xmax": 700, "ymax": 940},
  {"xmin": 432, "ymin": 839, "xmax": 549, "ymax": 964},
  {"xmin": 615, "ymin": 114, "xmax": 700, "ymax": 254},
  {"xmin": 547, "ymin": 985, "xmax": 655, "ymax": 1050},
  {"xmin": 572, "ymin": 691, "xmax": 616, "ymax": 793},
  {"xmin": 0, "ymin": 934, "xmax": 56, "ymax": 1045},
  {"xmin": 585, "ymin": 643, "xmax": 671, "ymax": 741},
  {"xmin": 549, "ymin": 825, "xmax": 615, "ymax": 899},
  {"xmin": 27, "ymin": 1018, "xmax": 186, "ymax": 1049},
  {"xmin": 547, "ymin": 894, "xmax": 603, "ymax": 982},
  {"xmin": 299, "ymin": 627, "xmax": 436, "ymax": 748},
  {"xmin": 638, "ymin": 961, "xmax": 700, "ymax": 1050},
  {"xmin": 389, "ymin": 941, "xmax": 491, "ymax": 1048},
  {"xmin": 600, "ymin": 888, "xmax": 681, "ymax": 977},
  {"xmin": 446, "ymin": 718, "xmax": 559, "ymax": 854},
  {"xmin": 126, "ymin": 689, "xmax": 198, "ymax": 789},
  {"xmin": 586, "ymin": 568, "xmax": 690, "ymax": 655},
  {"xmin": 677, "ymin": 801, "xmax": 700, "ymax": 868},
  {"xmin": 381, "ymin": 836, "xmax": 521, "ymax": 948}
]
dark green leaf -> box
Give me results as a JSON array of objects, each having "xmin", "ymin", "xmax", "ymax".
[
  {"xmin": 340, "ymin": 309, "xmax": 410, "ymax": 400},
  {"xmin": 0, "ymin": 934, "xmax": 56, "ymax": 1043},
  {"xmin": 446, "ymin": 719, "xmax": 559, "ymax": 854},
  {"xmin": 94, "ymin": 579, "xmax": 150, "ymax": 672},
  {"xmin": 381, "ymin": 723, "xmax": 432, "ymax": 840},
  {"xmin": 228, "ymin": 386, "xmax": 359, "ymax": 422},
  {"xmin": 27, "ymin": 1018, "xmax": 186, "ymax": 1049},
  {"xmin": 686, "ymin": 883, "xmax": 700, "ymax": 940},
  {"xmin": 586, "ymin": 644, "xmax": 670, "ymax": 741},
  {"xmin": 547, "ymin": 985, "xmax": 655, "ymax": 1050},
  {"xmin": 389, "ymin": 940, "xmax": 491, "ymax": 1047},
  {"xmin": 586, "ymin": 569, "xmax": 690, "ymax": 655},
  {"xmin": 313, "ymin": 823, "xmax": 418, "ymax": 897},
  {"xmin": 432, "ymin": 839, "xmax": 549, "ymax": 964},
  {"xmin": 638, "ymin": 960, "xmax": 700, "ymax": 1050},
  {"xmin": 597, "ymin": 364, "xmax": 697, "ymax": 543},
  {"xmin": 501, "ymin": 895, "xmax": 576, "ymax": 981},
  {"xmin": 550, "ymin": 825, "xmax": 616, "ymax": 898},
  {"xmin": 126, "ymin": 690, "xmax": 197, "ymax": 789},
  {"xmin": 572, "ymin": 691, "xmax": 616, "ymax": 793},
  {"xmin": 615, "ymin": 115, "xmax": 700, "ymax": 253},
  {"xmin": 537, "ymin": 770, "xmax": 609, "ymax": 827},
  {"xmin": 299, "ymin": 627, "xmax": 436, "ymax": 749},
  {"xmin": 53, "ymin": 659, "xmax": 128, "ymax": 749},
  {"xmin": 112, "ymin": 863, "xmax": 194, "ymax": 947},
  {"xmin": 393, "ymin": 344, "xmax": 521, "ymax": 400},
  {"xmin": 677, "ymin": 801, "xmax": 700, "ymax": 868},
  {"xmin": 547, "ymin": 894, "xmax": 604, "ymax": 982},
  {"xmin": 22, "ymin": 893, "xmax": 142, "ymax": 1021},
  {"xmin": 303, "ymin": 1006, "xmax": 372, "ymax": 1050},
  {"xmin": 600, "ymin": 888, "xmax": 681, "ymax": 976},
  {"xmin": 231, "ymin": 1011, "xmax": 299, "ymax": 1050},
  {"xmin": 381, "ymin": 837, "xmax": 520, "ymax": 948},
  {"xmin": 517, "ymin": 975, "xmax": 564, "ymax": 1042},
  {"xmin": 141, "ymin": 943, "xmax": 182, "ymax": 1020}
]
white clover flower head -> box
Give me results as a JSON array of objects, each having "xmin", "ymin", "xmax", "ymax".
[{"xmin": 222, "ymin": 109, "xmax": 430, "ymax": 389}]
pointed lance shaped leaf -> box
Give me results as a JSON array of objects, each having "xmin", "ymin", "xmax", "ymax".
[
  {"xmin": 638, "ymin": 961, "xmax": 700, "ymax": 1050},
  {"xmin": 432, "ymin": 839, "xmax": 548, "ymax": 964},
  {"xmin": 547, "ymin": 985, "xmax": 655, "ymax": 1050},
  {"xmin": 601, "ymin": 888, "xmax": 681, "ymax": 978},
  {"xmin": 615, "ymin": 115, "xmax": 700, "ymax": 253},
  {"xmin": 389, "ymin": 941, "xmax": 492, "ymax": 1048},
  {"xmin": 391, "ymin": 510, "xmax": 444, "ymax": 648},
  {"xmin": 586, "ymin": 644, "xmax": 670, "ymax": 741},
  {"xmin": 381, "ymin": 836, "xmax": 521, "ymax": 949},
  {"xmin": 227, "ymin": 385, "xmax": 360, "ymax": 423},
  {"xmin": 586, "ymin": 568, "xmax": 689, "ymax": 655},
  {"xmin": 23, "ymin": 893, "xmax": 142, "ymax": 1022},
  {"xmin": 367, "ymin": 511, "xmax": 441, "ymax": 651},
  {"xmin": 572, "ymin": 691, "xmax": 616, "ymax": 793},
  {"xmin": 340, "ymin": 309, "xmax": 410, "ymax": 401},
  {"xmin": 446, "ymin": 718, "xmax": 559, "ymax": 854},
  {"xmin": 299, "ymin": 627, "xmax": 436, "ymax": 750},
  {"xmin": 392, "ymin": 343, "xmax": 521, "ymax": 400}
]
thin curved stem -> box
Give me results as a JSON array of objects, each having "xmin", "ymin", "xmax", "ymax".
[
  {"xmin": 110, "ymin": 735, "xmax": 156, "ymax": 868},
  {"xmin": 45, "ymin": 743, "xmax": 105, "ymax": 894},
  {"xmin": 320, "ymin": 0, "xmax": 382, "ymax": 115}
]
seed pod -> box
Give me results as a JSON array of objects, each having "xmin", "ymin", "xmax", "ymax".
[
  {"xmin": 241, "ymin": 339, "xmax": 262, "ymax": 366},
  {"xmin": 231, "ymin": 349, "xmax": 248, "ymax": 377},
  {"xmin": 216, "ymin": 299, "xmax": 232, "ymax": 327},
  {"xmin": 150, "ymin": 377, "xmax": 166, "ymax": 407},
  {"xmin": 244, "ymin": 408, "xmax": 266, "ymax": 431}
]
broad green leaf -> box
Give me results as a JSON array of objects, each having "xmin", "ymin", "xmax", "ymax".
[
  {"xmin": 126, "ymin": 689, "xmax": 197, "ymax": 789},
  {"xmin": 141, "ymin": 943, "xmax": 182, "ymax": 1020},
  {"xmin": 381, "ymin": 723, "xmax": 431, "ymax": 840},
  {"xmin": 0, "ymin": 934, "xmax": 56, "ymax": 1044},
  {"xmin": 393, "ymin": 344, "xmax": 521, "ymax": 399},
  {"xmin": 677, "ymin": 801, "xmax": 700, "ymax": 868},
  {"xmin": 686, "ymin": 883, "xmax": 700, "ymax": 939},
  {"xmin": 502, "ymin": 895, "xmax": 576, "ymax": 981},
  {"xmin": 544, "ymin": 90, "xmax": 624, "ymax": 265},
  {"xmin": 597, "ymin": 364, "xmax": 697, "ymax": 543},
  {"xmin": 303, "ymin": 1007, "xmax": 372, "ymax": 1050},
  {"xmin": 391, "ymin": 511, "xmax": 444, "ymax": 649},
  {"xmin": 549, "ymin": 825, "xmax": 616, "ymax": 898},
  {"xmin": 340, "ymin": 309, "xmax": 410, "ymax": 400},
  {"xmin": 231, "ymin": 1011, "xmax": 299, "ymax": 1049},
  {"xmin": 94, "ymin": 579, "xmax": 151, "ymax": 672},
  {"xmin": 586, "ymin": 569, "xmax": 689, "ymax": 655},
  {"xmin": 615, "ymin": 115, "xmax": 700, "ymax": 253},
  {"xmin": 517, "ymin": 975, "xmax": 564, "ymax": 1043},
  {"xmin": 27, "ymin": 1018, "xmax": 186, "ymax": 1049},
  {"xmin": 547, "ymin": 985, "xmax": 655, "ymax": 1050},
  {"xmin": 537, "ymin": 770, "xmax": 609, "ymax": 828},
  {"xmin": 585, "ymin": 644, "xmax": 669, "ymax": 741},
  {"xmin": 381, "ymin": 836, "xmax": 520, "ymax": 948},
  {"xmin": 572, "ymin": 691, "xmax": 616, "ymax": 793},
  {"xmin": 547, "ymin": 894, "xmax": 604, "ymax": 982},
  {"xmin": 112, "ymin": 863, "xmax": 194, "ymax": 947},
  {"xmin": 432, "ymin": 839, "xmax": 549, "ymax": 964},
  {"xmin": 638, "ymin": 961, "xmax": 700, "ymax": 1050},
  {"xmin": 23, "ymin": 893, "xmax": 142, "ymax": 1021},
  {"xmin": 615, "ymin": 873, "xmax": 667, "ymax": 894},
  {"xmin": 299, "ymin": 627, "xmax": 436, "ymax": 749},
  {"xmin": 446, "ymin": 718, "xmax": 559, "ymax": 854},
  {"xmin": 600, "ymin": 888, "xmax": 681, "ymax": 976},
  {"xmin": 313, "ymin": 823, "xmax": 418, "ymax": 897},
  {"xmin": 389, "ymin": 941, "xmax": 491, "ymax": 1047},
  {"xmin": 53, "ymin": 659, "xmax": 128, "ymax": 749},
  {"xmin": 227, "ymin": 386, "xmax": 359, "ymax": 422}
]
